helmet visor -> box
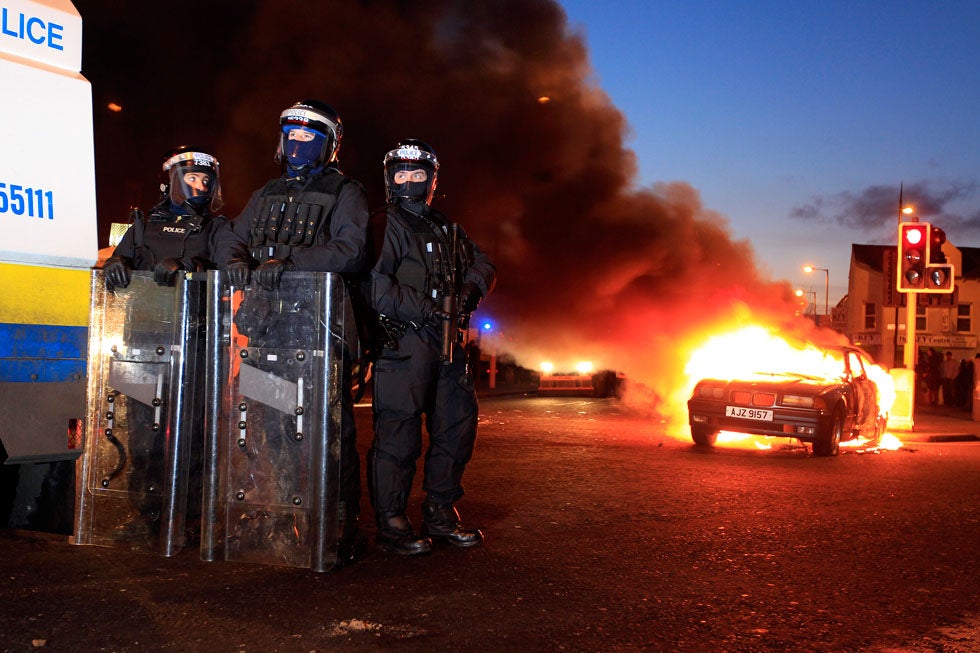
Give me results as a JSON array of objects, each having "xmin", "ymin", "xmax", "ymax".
[
  {"xmin": 385, "ymin": 161, "xmax": 435, "ymax": 202},
  {"xmin": 164, "ymin": 151, "xmax": 222, "ymax": 212}
]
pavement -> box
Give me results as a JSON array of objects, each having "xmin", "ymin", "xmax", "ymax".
[{"xmin": 895, "ymin": 401, "xmax": 980, "ymax": 442}]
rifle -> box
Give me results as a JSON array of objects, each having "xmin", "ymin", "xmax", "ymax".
[{"xmin": 440, "ymin": 223, "xmax": 460, "ymax": 365}]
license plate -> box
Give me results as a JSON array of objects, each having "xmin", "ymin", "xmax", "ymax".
[{"xmin": 725, "ymin": 406, "xmax": 773, "ymax": 421}]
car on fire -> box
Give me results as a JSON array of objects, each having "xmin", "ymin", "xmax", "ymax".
[
  {"xmin": 537, "ymin": 360, "xmax": 625, "ymax": 398},
  {"xmin": 686, "ymin": 344, "xmax": 888, "ymax": 456}
]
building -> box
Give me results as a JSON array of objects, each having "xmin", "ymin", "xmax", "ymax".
[{"xmin": 843, "ymin": 239, "xmax": 980, "ymax": 370}]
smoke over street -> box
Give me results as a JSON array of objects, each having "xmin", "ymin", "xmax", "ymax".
[{"xmin": 78, "ymin": 0, "xmax": 804, "ymax": 404}]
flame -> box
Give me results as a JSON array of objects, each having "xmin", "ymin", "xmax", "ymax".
[
  {"xmin": 685, "ymin": 326, "xmax": 842, "ymax": 382},
  {"xmin": 877, "ymin": 433, "xmax": 903, "ymax": 450}
]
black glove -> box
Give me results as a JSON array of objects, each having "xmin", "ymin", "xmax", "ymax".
[
  {"xmin": 104, "ymin": 256, "xmax": 132, "ymax": 288},
  {"xmin": 153, "ymin": 257, "xmax": 181, "ymax": 286},
  {"xmin": 458, "ymin": 281, "xmax": 483, "ymax": 313},
  {"xmin": 255, "ymin": 258, "xmax": 293, "ymax": 291},
  {"xmin": 423, "ymin": 301, "xmax": 452, "ymax": 325},
  {"xmin": 225, "ymin": 258, "xmax": 251, "ymax": 288}
]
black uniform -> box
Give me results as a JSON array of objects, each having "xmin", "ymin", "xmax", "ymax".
[
  {"xmin": 225, "ymin": 165, "xmax": 369, "ymax": 534},
  {"xmin": 367, "ymin": 204, "xmax": 495, "ymax": 524},
  {"xmin": 231, "ymin": 170, "xmax": 368, "ymax": 275},
  {"xmin": 109, "ymin": 199, "xmax": 242, "ymax": 278}
]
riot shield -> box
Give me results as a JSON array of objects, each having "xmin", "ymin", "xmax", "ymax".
[
  {"xmin": 73, "ymin": 270, "xmax": 206, "ymax": 556},
  {"xmin": 201, "ymin": 271, "xmax": 352, "ymax": 572}
]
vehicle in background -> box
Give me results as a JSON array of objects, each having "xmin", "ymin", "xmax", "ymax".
[
  {"xmin": 536, "ymin": 360, "xmax": 626, "ymax": 398},
  {"xmin": 1, "ymin": 1, "xmax": 98, "ymax": 532}
]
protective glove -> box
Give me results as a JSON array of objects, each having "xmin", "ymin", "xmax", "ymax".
[
  {"xmin": 104, "ymin": 256, "xmax": 132, "ymax": 289},
  {"xmin": 153, "ymin": 257, "xmax": 182, "ymax": 286},
  {"xmin": 458, "ymin": 281, "xmax": 483, "ymax": 313},
  {"xmin": 423, "ymin": 300, "xmax": 452, "ymax": 326},
  {"xmin": 255, "ymin": 258, "xmax": 294, "ymax": 291},
  {"xmin": 225, "ymin": 258, "xmax": 251, "ymax": 288}
]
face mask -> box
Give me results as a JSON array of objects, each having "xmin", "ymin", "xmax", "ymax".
[
  {"xmin": 282, "ymin": 127, "xmax": 327, "ymax": 170},
  {"xmin": 386, "ymin": 163, "xmax": 433, "ymax": 203},
  {"xmin": 186, "ymin": 195, "xmax": 210, "ymax": 210}
]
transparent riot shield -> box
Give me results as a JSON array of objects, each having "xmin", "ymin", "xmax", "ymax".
[
  {"xmin": 73, "ymin": 270, "xmax": 206, "ymax": 557},
  {"xmin": 202, "ymin": 271, "xmax": 352, "ymax": 572}
]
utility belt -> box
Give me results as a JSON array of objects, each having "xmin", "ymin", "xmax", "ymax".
[
  {"xmin": 377, "ymin": 314, "xmax": 413, "ymax": 351},
  {"xmin": 250, "ymin": 244, "xmax": 293, "ymax": 263},
  {"xmin": 376, "ymin": 312, "xmax": 468, "ymax": 351}
]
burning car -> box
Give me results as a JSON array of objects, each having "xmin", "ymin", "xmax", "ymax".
[
  {"xmin": 537, "ymin": 360, "xmax": 625, "ymax": 398},
  {"xmin": 686, "ymin": 341, "xmax": 890, "ymax": 456}
]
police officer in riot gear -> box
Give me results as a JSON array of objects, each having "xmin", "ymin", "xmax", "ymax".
[
  {"xmin": 104, "ymin": 146, "xmax": 247, "ymax": 288},
  {"xmin": 225, "ymin": 100, "xmax": 369, "ymax": 288},
  {"xmin": 367, "ymin": 139, "xmax": 496, "ymax": 555},
  {"xmin": 220, "ymin": 100, "xmax": 369, "ymax": 563},
  {"xmin": 100, "ymin": 146, "xmax": 246, "ymax": 542}
]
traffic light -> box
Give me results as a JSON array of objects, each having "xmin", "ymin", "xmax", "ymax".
[
  {"xmin": 925, "ymin": 224, "xmax": 954, "ymax": 292},
  {"xmin": 897, "ymin": 222, "xmax": 955, "ymax": 293},
  {"xmin": 930, "ymin": 226, "xmax": 947, "ymax": 263},
  {"xmin": 898, "ymin": 222, "xmax": 927, "ymax": 291},
  {"xmin": 926, "ymin": 263, "xmax": 954, "ymax": 292}
]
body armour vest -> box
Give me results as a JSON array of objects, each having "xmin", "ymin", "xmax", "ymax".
[
  {"xmin": 394, "ymin": 207, "xmax": 475, "ymax": 303},
  {"xmin": 248, "ymin": 171, "xmax": 347, "ymax": 259},
  {"xmin": 135, "ymin": 203, "xmax": 216, "ymax": 270}
]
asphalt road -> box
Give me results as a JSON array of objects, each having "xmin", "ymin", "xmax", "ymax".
[{"xmin": 2, "ymin": 395, "xmax": 980, "ymax": 652}]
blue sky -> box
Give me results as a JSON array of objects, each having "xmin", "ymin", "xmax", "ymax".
[{"xmin": 557, "ymin": 0, "xmax": 980, "ymax": 305}]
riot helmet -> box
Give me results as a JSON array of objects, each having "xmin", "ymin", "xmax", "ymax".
[
  {"xmin": 275, "ymin": 100, "xmax": 343, "ymax": 174},
  {"xmin": 161, "ymin": 146, "xmax": 222, "ymax": 213},
  {"xmin": 384, "ymin": 139, "xmax": 439, "ymax": 207}
]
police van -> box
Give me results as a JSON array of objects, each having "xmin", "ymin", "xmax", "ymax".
[{"xmin": 0, "ymin": 0, "xmax": 98, "ymax": 531}]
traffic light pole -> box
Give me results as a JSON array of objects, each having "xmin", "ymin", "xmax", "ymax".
[
  {"xmin": 904, "ymin": 291, "xmax": 917, "ymax": 369},
  {"xmin": 895, "ymin": 290, "xmax": 918, "ymax": 432}
]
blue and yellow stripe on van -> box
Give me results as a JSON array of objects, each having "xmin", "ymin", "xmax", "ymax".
[{"xmin": 0, "ymin": 262, "xmax": 90, "ymax": 383}]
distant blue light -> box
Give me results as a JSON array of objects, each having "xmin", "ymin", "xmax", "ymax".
[{"xmin": 481, "ymin": 321, "xmax": 493, "ymax": 331}]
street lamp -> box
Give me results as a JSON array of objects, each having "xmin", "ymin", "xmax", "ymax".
[{"xmin": 803, "ymin": 265, "xmax": 829, "ymax": 318}]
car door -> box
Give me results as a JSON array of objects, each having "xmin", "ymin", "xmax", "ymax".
[{"xmin": 845, "ymin": 350, "xmax": 877, "ymax": 432}]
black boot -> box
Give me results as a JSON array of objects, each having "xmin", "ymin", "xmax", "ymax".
[
  {"xmin": 421, "ymin": 501, "xmax": 484, "ymax": 548},
  {"xmin": 376, "ymin": 513, "xmax": 432, "ymax": 556},
  {"xmin": 336, "ymin": 502, "xmax": 363, "ymax": 567}
]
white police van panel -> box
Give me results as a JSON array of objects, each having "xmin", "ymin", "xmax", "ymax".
[{"xmin": 1, "ymin": 0, "xmax": 97, "ymax": 465}]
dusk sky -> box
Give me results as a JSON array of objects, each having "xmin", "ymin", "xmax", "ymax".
[{"xmin": 558, "ymin": 0, "xmax": 980, "ymax": 306}]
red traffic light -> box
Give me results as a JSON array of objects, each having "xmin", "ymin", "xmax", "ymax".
[
  {"xmin": 897, "ymin": 221, "xmax": 955, "ymax": 294},
  {"xmin": 904, "ymin": 225, "xmax": 925, "ymax": 246}
]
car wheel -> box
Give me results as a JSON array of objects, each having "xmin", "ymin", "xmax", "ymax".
[
  {"xmin": 813, "ymin": 409, "xmax": 843, "ymax": 456},
  {"xmin": 691, "ymin": 427, "xmax": 718, "ymax": 447},
  {"xmin": 869, "ymin": 413, "xmax": 886, "ymax": 447}
]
